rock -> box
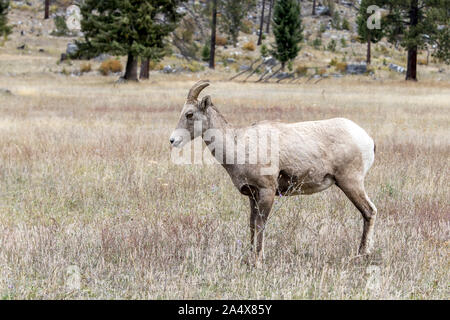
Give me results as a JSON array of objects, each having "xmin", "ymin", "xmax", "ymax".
[
  {"xmin": 341, "ymin": 1, "xmax": 353, "ymax": 7},
  {"xmin": 94, "ymin": 53, "xmax": 112, "ymax": 62},
  {"xmin": 276, "ymin": 72, "xmax": 293, "ymax": 79},
  {"xmin": 60, "ymin": 53, "xmax": 68, "ymax": 62},
  {"xmin": 346, "ymin": 63, "xmax": 367, "ymax": 74},
  {"xmin": 17, "ymin": 44, "xmax": 26, "ymax": 50},
  {"xmin": 316, "ymin": 6, "xmax": 330, "ymax": 16},
  {"xmin": 38, "ymin": 48, "xmax": 45, "ymax": 53},
  {"xmin": 264, "ymin": 56, "xmax": 277, "ymax": 66},
  {"xmin": 226, "ymin": 58, "xmax": 236, "ymax": 63},
  {"xmin": 163, "ymin": 65, "xmax": 174, "ymax": 73},
  {"xmin": 239, "ymin": 65, "xmax": 250, "ymax": 71},
  {"xmin": 388, "ymin": 63, "xmax": 406, "ymax": 73},
  {"xmin": 438, "ymin": 68, "xmax": 444, "ymax": 73},
  {"xmin": 66, "ymin": 43, "xmax": 78, "ymax": 56}
]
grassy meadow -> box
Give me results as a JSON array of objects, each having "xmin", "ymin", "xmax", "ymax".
[{"xmin": 0, "ymin": 71, "xmax": 448, "ymax": 299}]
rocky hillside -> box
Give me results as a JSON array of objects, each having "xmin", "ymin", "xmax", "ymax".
[{"xmin": 1, "ymin": 0, "xmax": 448, "ymax": 81}]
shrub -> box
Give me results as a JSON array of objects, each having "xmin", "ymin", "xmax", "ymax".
[
  {"xmin": 330, "ymin": 58, "xmax": 338, "ymax": 66},
  {"xmin": 378, "ymin": 44, "xmax": 389, "ymax": 55},
  {"xmin": 182, "ymin": 61, "xmax": 204, "ymax": 72},
  {"xmin": 260, "ymin": 44, "xmax": 269, "ymax": 57},
  {"xmin": 51, "ymin": 16, "xmax": 69, "ymax": 36},
  {"xmin": 312, "ymin": 38, "xmax": 322, "ymax": 49},
  {"xmin": 241, "ymin": 20, "xmax": 253, "ymax": 34},
  {"xmin": 316, "ymin": 68, "xmax": 327, "ymax": 76},
  {"xmin": 342, "ymin": 18, "xmax": 351, "ymax": 31},
  {"xmin": 61, "ymin": 67, "xmax": 70, "ymax": 76},
  {"xmin": 216, "ymin": 35, "xmax": 227, "ymax": 46},
  {"xmin": 243, "ymin": 41, "xmax": 255, "ymax": 51},
  {"xmin": 149, "ymin": 60, "xmax": 163, "ymax": 71},
  {"xmin": 295, "ymin": 65, "xmax": 308, "ymax": 76},
  {"xmin": 340, "ymin": 38, "xmax": 347, "ymax": 48},
  {"xmin": 99, "ymin": 59, "xmax": 123, "ymax": 75},
  {"xmin": 201, "ymin": 44, "xmax": 210, "ymax": 62},
  {"xmin": 319, "ymin": 22, "xmax": 326, "ymax": 34},
  {"xmin": 335, "ymin": 62, "xmax": 347, "ymax": 73},
  {"xmin": 288, "ymin": 61, "xmax": 294, "ymax": 72},
  {"xmin": 80, "ymin": 63, "xmax": 92, "ymax": 74},
  {"xmin": 331, "ymin": 11, "xmax": 341, "ymax": 29},
  {"xmin": 327, "ymin": 39, "xmax": 337, "ymax": 52},
  {"xmin": 418, "ymin": 58, "xmax": 428, "ymax": 65}
]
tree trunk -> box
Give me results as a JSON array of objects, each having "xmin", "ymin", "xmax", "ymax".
[
  {"xmin": 140, "ymin": 58, "xmax": 150, "ymax": 80},
  {"xmin": 124, "ymin": 54, "xmax": 139, "ymax": 81},
  {"xmin": 406, "ymin": 46, "xmax": 417, "ymax": 81},
  {"xmin": 209, "ymin": 0, "xmax": 217, "ymax": 69},
  {"xmin": 366, "ymin": 37, "xmax": 371, "ymax": 65},
  {"xmin": 312, "ymin": 0, "xmax": 316, "ymax": 16},
  {"xmin": 266, "ymin": 0, "xmax": 274, "ymax": 34},
  {"xmin": 44, "ymin": 0, "xmax": 50, "ymax": 19},
  {"xmin": 257, "ymin": 0, "xmax": 266, "ymax": 45},
  {"xmin": 406, "ymin": 0, "xmax": 419, "ymax": 81}
]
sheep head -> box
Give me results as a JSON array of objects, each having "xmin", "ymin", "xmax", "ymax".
[{"xmin": 170, "ymin": 80, "xmax": 212, "ymax": 148}]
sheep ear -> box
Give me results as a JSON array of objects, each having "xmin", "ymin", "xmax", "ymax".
[{"xmin": 199, "ymin": 95, "xmax": 212, "ymax": 111}]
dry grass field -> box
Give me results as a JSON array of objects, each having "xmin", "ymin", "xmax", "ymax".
[{"xmin": 0, "ymin": 71, "xmax": 448, "ymax": 299}]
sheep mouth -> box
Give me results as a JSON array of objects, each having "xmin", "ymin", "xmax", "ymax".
[{"xmin": 171, "ymin": 138, "xmax": 184, "ymax": 148}]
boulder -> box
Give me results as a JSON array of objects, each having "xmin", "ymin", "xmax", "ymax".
[
  {"xmin": 316, "ymin": 6, "xmax": 330, "ymax": 16},
  {"xmin": 264, "ymin": 56, "xmax": 277, "ymax": 66},
  {"xmin": 163, "ymin": 65, "xmax": 174, "ymax": 73},
  {"xmin": 346, "ymin": 63, "xmax": 367, "ymax": 74},
  {"xmin": 66, "ymin": 43, "xmax": 79, "ymax": 56},
  {"xmin": 388, "ymin": 63, "xmax": 406, "ymax": 73}
]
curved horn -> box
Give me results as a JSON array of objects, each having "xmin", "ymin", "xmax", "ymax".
[{"xmin": 187, "ymin": 80, "xmax": 210, "ymax": 103}]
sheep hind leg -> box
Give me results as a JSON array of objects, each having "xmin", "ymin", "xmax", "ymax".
[
  {"xmin": 336, "ymin": 177, "xmax": 377, "ymax": 255},
  {"xmin": 249, "ymin": 196, "xmax": 257, "ymax": 252}
]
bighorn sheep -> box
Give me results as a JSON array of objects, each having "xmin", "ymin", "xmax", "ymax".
[{"xmin": 170, "ymin": 80, "xmax": 377, "ymax": 263}]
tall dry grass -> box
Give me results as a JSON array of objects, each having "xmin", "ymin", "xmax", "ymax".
[{"xmin": 0, "ymin": 74, "xmax": 449, "ymax": 299}]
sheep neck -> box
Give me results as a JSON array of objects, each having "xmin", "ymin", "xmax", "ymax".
[{"xmin": 203, "ymin": 106, "xmax": 234, "ymax": 166}]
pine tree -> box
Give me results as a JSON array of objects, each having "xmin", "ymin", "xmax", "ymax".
[
  {"xmin": 271, "ymin": 0, "xmax": 303, "ymax": 70},
  {"xmin": 377, "ymin": 0, "xmax": 450, "ymax": 80},
  {"xmin": 220, "ymin": 0, "xmax": 255, "ymax": 47},
  {"xmin": 77, "ymin": 0, "xmax": 185, "ymax": 81},
  {"xmin": 357, "ymin": 0, "xmax": 384, "ymax": 64},
  {"xmin": 0, "ymin": 0, "xmax": 12, "ymax": 41}
]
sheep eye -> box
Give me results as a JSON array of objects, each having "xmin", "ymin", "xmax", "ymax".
[{"xmin": 186, "ymin": 112, "xmax": 194, "ymax": 119}]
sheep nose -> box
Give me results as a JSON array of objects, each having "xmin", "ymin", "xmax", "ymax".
[{"xmin": 170, "ymin": 138, "xmax": 175, "ymax": 144}]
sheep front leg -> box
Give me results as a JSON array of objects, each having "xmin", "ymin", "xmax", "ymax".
[{"xmin": 254, "ymin": 188, "xmax": 275, "ymax": 264}]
